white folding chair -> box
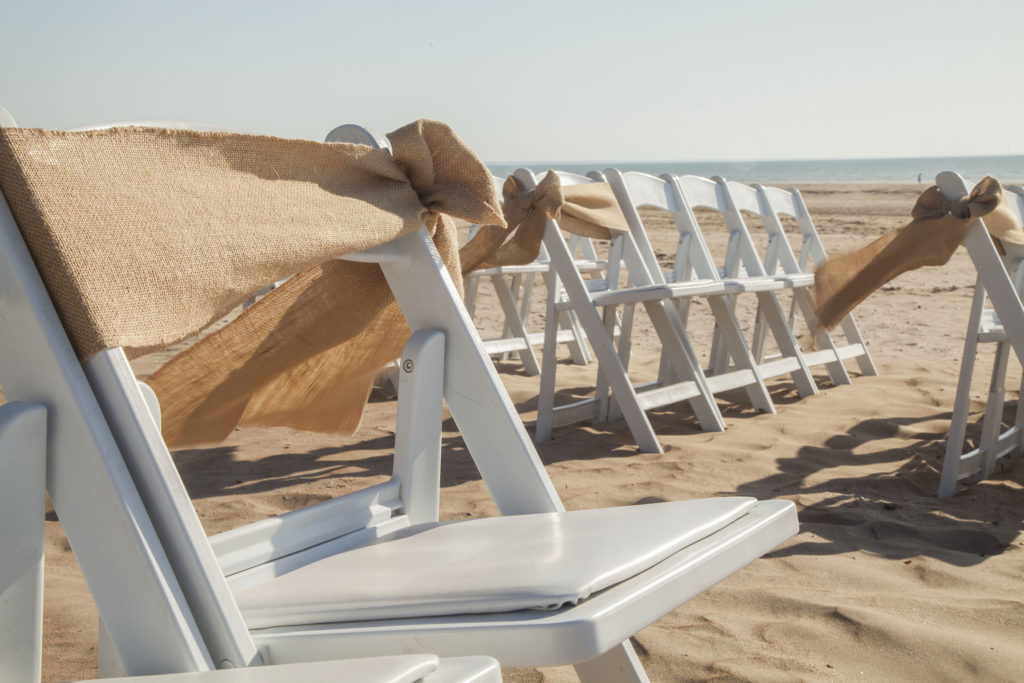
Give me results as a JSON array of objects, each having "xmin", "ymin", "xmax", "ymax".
[
  {"xmin": 719, "ymin": 178, "xmax": 877, "ymax": 383},
  {"xmin": 938, "ymin": 171, "xmax": 1024, "ymax": 497},
  {"xmin": 599, "ymin": 169, "xmax": 779, "ymax": 416},
  {"xmin": 462, "ymin": 176, "xmax": 592, "ymax": 375},
  {"xmin": 631, "ymin": 173, "xmax": 819, "ymax": 399},
  {"xmin": 531, "ymin": 169, "xmax": 764, "ymax": 452},
  {"xmin": 0, "ymin": 112, "xmax": 499, "ymax": 683},
  {"xmin": 0, "ymin": 111, "xmax": 798, "ymax": 682}
]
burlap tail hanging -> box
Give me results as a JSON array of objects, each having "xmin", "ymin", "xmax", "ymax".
[
  {"xmin": 459, "ymin": 170, "xmax": 630, "ymax": 274},
  {"xmin": 812, "ymin": 177, "xmax": 1024, "ymax": 331},
  {"xmin": 150, "ymin": 125, "xmax": 493, "ymax": 448},
  {"xmin": 0, "ymin": 119, "xmax": 504, "ymax": 448}
]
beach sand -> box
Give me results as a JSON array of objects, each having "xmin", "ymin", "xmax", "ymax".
[{"xmin": 40, "ymin": 182, "xmax": 1024, "ymax": 682}]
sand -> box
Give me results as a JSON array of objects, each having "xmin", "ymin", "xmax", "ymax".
[{"xmin": 39, "ymin": 182, "xmax": 1024, "ymax": 682}]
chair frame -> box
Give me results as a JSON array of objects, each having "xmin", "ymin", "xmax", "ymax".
[
  {"xmin": 462, "ymin": 217, "xmax": 593, "ymax": 375},
  {"xmin": 717, "ymin": 178, "xmax": 877, "ymax": 383},
  {"xmin": 657, "ymin": 174, "xmax": 820, "ymax": 397},
  {"xmin": 0, "ymin": 117, "xmax": 797, "ymax": 682},
  {"xmin": 938, "ymin": 172, "xmax": 1024, "ymax": 497},
  {"xmin": 533, "ymin": 169, "xmax": 769, "ymax": 452}
]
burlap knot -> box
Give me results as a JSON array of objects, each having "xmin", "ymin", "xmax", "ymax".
[
  {"xmin": 459, "ymin": 170, "xmax": 630, "ymax": 274},
  {"xmin": 0, "ymin": 120, "xmax": 503, "ymax": 447},
  {"xmin": 813, "ymin": 176, "xmax": 1024, "ymax": 330}
]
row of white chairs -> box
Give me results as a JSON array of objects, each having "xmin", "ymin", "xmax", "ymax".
[
  {"xmin": 0, "ymin": 108, "xmax": 798, "ymax": 682},
  {"xmin": 467, "ymin": 169, "xmax": 877, "ymax": 453},
  {"xmin": 462, "ymin": 216, "xmax": 595, "ymax": 375},
  {"xmin": 472, "ymin": 168, "xmax": 1024, "ymax": 495}
]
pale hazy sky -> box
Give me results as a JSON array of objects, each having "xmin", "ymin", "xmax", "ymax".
[{"xmin": 2, "ymin": 0, "xmax": 1021, "ymax": 162}]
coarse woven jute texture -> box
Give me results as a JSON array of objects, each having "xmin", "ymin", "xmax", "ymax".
[
  {"xmin": 813, "ymin": 176, "xmax": 1024, "ymax": 330},
  {"xmin": 0, "ymin": 121, "xmax": 503, "ymax": 447},
  {"xmin": 460, "ymin": 170, "xmax": 629, "ymax": 274}
]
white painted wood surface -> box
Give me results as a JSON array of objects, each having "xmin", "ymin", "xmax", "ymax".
[{"xmin": 939, "ymin": 173, "xmax": 1024, "ymax": 496}]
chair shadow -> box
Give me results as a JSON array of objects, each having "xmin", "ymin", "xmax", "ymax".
[
  {"xmin": 171, "ymin": 425, "xmax": 483, "ymax": 502},
  {"xmin": 731, "ymin": 407, "xmax": 1024, "ymax": 567},
  {"xmin": 166, "ymin": 362, "xmax": 1024, "ymax": 571},
  {"xmin": 516, "ymin": 374, "xmax": 822, "ymax": 450}
]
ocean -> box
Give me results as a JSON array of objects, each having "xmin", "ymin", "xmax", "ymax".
[{"xmin": 485, "ymin": 155, "xmax": 1024, "ymax": 185}]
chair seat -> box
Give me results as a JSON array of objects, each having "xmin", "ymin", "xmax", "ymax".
[
  {"xmin": 81, "ymin": 655, "xmax": 501, "ymax": 683},
  {"xmin": 721, "ymin": 276, "xmax": 784, "ymax": 293},
  {"xmin": 773, "ymin": 272, "xmax": 815, "ymax": 288},
  {"xmin": 235, "ymin": 497, "xmax": 757, "ymax": 628},
  {"xmin": 589, "ymin": 279, "xmax": 726, "ymax": 307}
]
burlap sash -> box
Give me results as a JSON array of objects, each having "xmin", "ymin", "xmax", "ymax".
[
  {"xmin": 459, "ymin": 170, "xmax": 629, "ymax": 274},
  {"xmin": 0, "ymin": 121, "xmax": 504, "ymax": 447},
  {"xmin": 813, "ymin": 177, "xmax": 1024, "ymax": 330}
]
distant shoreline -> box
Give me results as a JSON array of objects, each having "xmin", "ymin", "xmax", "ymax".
[{"xmin": 486, "ymin": 155, "xmax": 1024, "ymax": 185}]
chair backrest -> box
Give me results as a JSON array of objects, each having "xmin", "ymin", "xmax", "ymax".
[
  {"xmin": 600, "ymin": 169, "xmax": 680, "ymax": 285},
  {"xmin": 1000, "ymin": 185, "xmax": 1024, "ymax": 275},
  {"xmin": 605, "ymin": 171, "xmax": 738, "ymax": 285},
  {"xmin": 754, "ymin": 183, "xmax": 829, "ymax": 272},
  {"xmin": 0, "ymin": 155, "xmax": 217, "ymax": 672},
  {"xmin": 720, "ymin": 180, "xmax": 809, "ymax": 278},
  {"xmin": 704, "ymin": 176, "xmax": 774, "ymax": 279},
  {"xmin": 937, "ymin": 171, "xmax": 1024, "ymax": 357},
  {"xmin": 0, "ymin": 118, "xmax": 564, "ymax": 675},
  {"xmin": 528, "ymin": 169, "xmax": 652, "ymax": 293},
  {"xmin": 465, "ymin": 175, "xmax": 553, "ymax": 264}
]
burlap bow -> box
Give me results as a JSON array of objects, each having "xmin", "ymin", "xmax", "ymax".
[
  {"xmin": 459, "ymin": 170, "xmax": 629, "ymax": 274},
  {"xmin": 813, "ymin": 177, "xmax": 1024, "ymax": 330},
  {"xmin": 0, "ymin": 120, "xmax": 504, "ymax": 447}
]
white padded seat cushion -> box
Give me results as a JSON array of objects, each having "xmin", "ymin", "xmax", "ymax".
[
  {"xmin": 87, "ymin": 654, "xmax": 441, "ymax": 683},
  {"xmin": 235, "ymin": 497, "xmax": 757, "ymax": 627}
]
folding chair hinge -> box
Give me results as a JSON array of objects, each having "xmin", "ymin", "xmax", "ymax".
[{"xmin": 394, "ymin": 329, "xmax": 445, "ymax": 524}]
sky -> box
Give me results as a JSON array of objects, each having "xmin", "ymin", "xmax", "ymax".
[{"xmin": 2, "ymin": 0, "xmax": 1022, "ymax": 163}]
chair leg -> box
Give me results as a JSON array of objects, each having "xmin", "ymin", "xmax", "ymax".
[
  {"xmin": 536, "ymin": 269, "xmax": 562, "ymax": 444},
  {"xmin": 562, "ymin": 307, "xmax": 592, "ymax": 365},
  {"xmin": 605, "ymin": 303, "xmax": 637, "ymax": 424},
  {"xmin": 755, "ymin": 291, "xmax": 817, "ymax": 397},
  {"xmin": 464, "ymin": 275, "xmax": 480, "ymax": 318},
  {"xmin": 1013, "ymin": 373, "xmax": 1024, "ymax": 459},
  {"xmin": 98, "ymin": 619, "xmax": 127, "ymax": 677},
  {"xmin": 594, "ymin": 305, "xmax": 619, "ymax": 424},
  {"xmin": 491, "ymin": 274, "xmax": 541, "ymax": 376},
  {"xmin": 838, "ymin": 312, "xmax": 878, "ymax": 376},
  {"xmin": 517, "ymin": 271, "xmax": 534, "ymax": 343},
  {"xmin": 573, "ymin": 640, "xmax": 650, "ymax": 683},
  {"xmin": 979, "ymin": 341, "xmax": 1011, "ymax": 481},
  {"xmin": 0, "ymin": 402, "xmax": 46, "ymax": 683},
  {"xmin": 504, "ymin": 273, "xmax": 523, "ymax": 343},
  {"xmin": 543, "ymin": 230, "xmax": 663, "ymax": 453},
  {"xmin": 542, "ymin": 271, "xmax": 591, "ymax": 365},
  {"xmin": 939, "ymin": 280, "xmax": 986, "ymax": 497},
  {"xmin": 794, "ymin": 288, "xmax": 851, "ymax": 386},
  {"xmin": 706, "ymin": 297, "xmax": 775, "ymax": 414},
  {"xmin": 750, "ymin": 303, "xmax": 770, "ymax": 365},
  {"xmin": 645, "ymin": 301, "xmax": 726, "ymax": 432},
  {"xmin": 708, "ymin": 293, "xmax": 735, "ymax": 375}
]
